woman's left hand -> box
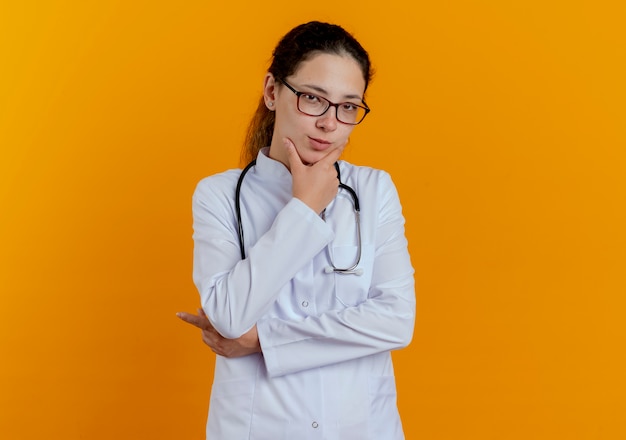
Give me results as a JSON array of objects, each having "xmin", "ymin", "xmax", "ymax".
[{"xmin": 177, "ymin": 309, "xmax": 261, "ymax": 358}]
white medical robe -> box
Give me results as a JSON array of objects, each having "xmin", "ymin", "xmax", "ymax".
[{"xmin": 192, "ymin": 148, "xmax": 415, "ymax": 440}]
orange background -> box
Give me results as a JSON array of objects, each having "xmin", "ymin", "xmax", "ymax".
[{"xmin": 1, "ymin": 1, "xmax": 625, "ymax": 439}]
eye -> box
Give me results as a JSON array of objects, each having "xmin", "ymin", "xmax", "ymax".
[
  {"xmin": 340, "ymin": 103, "xmax": 359, "ymax": 113},
  {"xmin": 302, "ymin": 93, "xmax": 322, "ymax": 103}
]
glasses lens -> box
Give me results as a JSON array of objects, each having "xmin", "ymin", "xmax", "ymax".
[
  {"xmin": 297, "ymin": 94, "xmax": 329, "ymax": 116},
  {"xmin": 337, "ymin": 104, "xmax": 367, "ymax": 125}
]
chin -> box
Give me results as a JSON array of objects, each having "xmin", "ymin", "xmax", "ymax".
[{"xmin": 299, "ymin": 150, "xmax": 326, "ymax": 166}]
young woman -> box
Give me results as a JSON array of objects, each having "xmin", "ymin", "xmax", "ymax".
[{"xmin": 177, "ymin": 21, "xmax": 416, "ymax": 440}]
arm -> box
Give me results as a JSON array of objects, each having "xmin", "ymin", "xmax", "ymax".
[
  {"xmin": 193, "ymin": 192, "xmax": 332, "ymax": 339},
  {"xmin": 193, "ymin": 140, "xmax": 344, "ymax": 339},
  {"xmin": 257, "ymin": 172, "xmax": 416, "ymax": 377}
]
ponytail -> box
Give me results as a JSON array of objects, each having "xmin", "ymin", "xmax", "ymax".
[{"xmin": 241, "ymin": 97, "xmax": 275, "ymax": 166}]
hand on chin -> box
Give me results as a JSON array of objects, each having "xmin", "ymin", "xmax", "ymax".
[{"xmin": 299, "ymin": 145, "xmax": 338, "ymax": 166}]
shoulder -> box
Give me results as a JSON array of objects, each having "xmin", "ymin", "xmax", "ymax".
[
  {"xmin": 339, "ymin": 161, "xmax": 404, "ymax": 221},
  {"xmin": 192, "ymin": 168, "xmax": 243, "ymax": 208},
  {"xmin": 338, "ymin": 161, "xmax": 396, "ymax": 191}
]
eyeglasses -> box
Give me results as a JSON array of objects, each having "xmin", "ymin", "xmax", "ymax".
[{"xmin": 279, "ymin": 79, "xmax": 370, "ymax": 125}]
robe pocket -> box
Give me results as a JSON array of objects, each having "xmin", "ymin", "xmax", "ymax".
[
  {"xmin": 332, "ymin": 243, "xmax": 374, "ymax": 307},
  {"xmin": 207, "ymin": 379, "xmax": 254, "ymax": 436}
]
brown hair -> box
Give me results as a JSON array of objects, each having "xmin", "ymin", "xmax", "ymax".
[{"xmin": 241, "ymin": 21, "xmax": 373, "ymax": 165}]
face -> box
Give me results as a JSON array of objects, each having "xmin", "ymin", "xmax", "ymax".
[{"xmin": 263, "ymin": 52, "xmax": 367, "ymax": 167}]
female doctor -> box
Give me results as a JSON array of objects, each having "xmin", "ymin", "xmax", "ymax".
[{"xmin": 177, "ymin": 21, "xmax": 416, "ymax": 440}]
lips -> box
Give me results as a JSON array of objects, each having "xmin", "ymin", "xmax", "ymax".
[{"xmin": 308, "ymin": 136, "xmax": 332, "ymax": 151}]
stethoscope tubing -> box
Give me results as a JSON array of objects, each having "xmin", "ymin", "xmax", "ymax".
[
  {"xmin": 235, "ymin": 160, "xmax": 362, "ymax": 274},
  {"xmin": 235, "ymin": 160, "xmax": 257, "ymax": 260}
]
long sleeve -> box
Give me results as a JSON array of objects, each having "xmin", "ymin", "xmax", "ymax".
[
  {"xmin": 192, "ymin": 174, "xmax": 334, "ymax": 339},
  {"xmin": 257, "ymin": 170, "xmax": 416, "ymax": 377}
]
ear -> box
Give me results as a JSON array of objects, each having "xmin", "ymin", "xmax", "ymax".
[{"xmin": 263, "ymin": 73, "xmax": 277, "ymax": 111}]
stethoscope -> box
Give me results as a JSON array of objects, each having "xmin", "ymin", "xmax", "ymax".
[{"xmin": 235, "ymin": 160, "xmax": 363, "ymax": 275}]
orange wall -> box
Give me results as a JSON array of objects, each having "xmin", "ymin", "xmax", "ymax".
[{"xmin": 1, "ymin": 1, "xmax": 625, "ymax": 439}]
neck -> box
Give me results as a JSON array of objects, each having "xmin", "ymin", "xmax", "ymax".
[{"xmin": 268, "ymin": 141, "xmax": 291, "ymax": 171}]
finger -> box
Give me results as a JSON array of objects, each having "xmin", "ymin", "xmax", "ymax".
[
  {"xmin": 203, "ymin": 332, "xmax": 226, "ymax": 356},
  {"xmin": 203, "ymin": 335, "xmax": 219, "ymax": 354},
  {"xmin": 176, "ymin": 312, "xmax": 204, "ymax": 328},
  {"xmin": 283, "ymin": 138, "xmax": 304, "ymax": 171},
  {"xmin": 176, "ymin": 311, "xmax": 198, "ymax": 322},
  {"xmin": 202, "ymin": 332, "xmax": 213, "ymax": 346},
  {"xmin": 197, "ymin": 309, "xmax": 216, "ymax": 331},
  {"xmin": 176, "ymin": 311, "xmax": 210, "ymax": 330}
]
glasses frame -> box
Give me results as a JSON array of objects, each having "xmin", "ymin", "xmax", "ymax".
[{"xmin": 279, "ymin": 79, "xmax": 370, "ymax": 125}]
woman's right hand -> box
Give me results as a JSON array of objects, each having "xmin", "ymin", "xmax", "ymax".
[
  {"xmin": 177, "ymin": 309, "xmax": 261, "ymax": 358},
  {"xmin": 284, "ymin": 137, "xmax": 345, "ymax": 214}
]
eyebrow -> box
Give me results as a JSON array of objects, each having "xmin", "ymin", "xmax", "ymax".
[{"xmin": 301, "ymin": 83, "xmax": 363, "ymax": 101}]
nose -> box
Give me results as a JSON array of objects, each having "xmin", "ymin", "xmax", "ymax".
[{"xmin": 316, "ymin": 105, "xmax": 339, "ymax": 131}]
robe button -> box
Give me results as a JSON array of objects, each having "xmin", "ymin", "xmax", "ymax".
[
  {"xmin": 312, "ymin": 421, "xmax": 319, "ymax": 428},
  {"xmin": 302, "ymin": 300, "xmax": 309, "ymax": 307}
]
